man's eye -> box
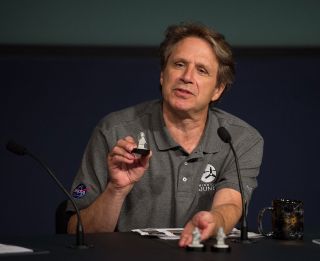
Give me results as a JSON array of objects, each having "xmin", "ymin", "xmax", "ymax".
[
  {"xmin": 198, "ymin": 67, "xmax": 208, "ymax": 75},
  {"xmin": 174, "ymin": 62, "xmax": 184, "ymax": 68}
]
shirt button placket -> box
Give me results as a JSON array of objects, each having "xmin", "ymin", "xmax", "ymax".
[{"xmin": 178, "ymin": 160, "xmax": 192, "ymax": 191}]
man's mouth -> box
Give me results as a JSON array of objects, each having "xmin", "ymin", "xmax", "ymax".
[{"xmin": 173, "ymin": 88, "xmax": 194, "ymax": 96}]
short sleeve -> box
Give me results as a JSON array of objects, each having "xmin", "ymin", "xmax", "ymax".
[
  {"xmin": 66, "ymin": 125, "xmax": 109, "ymax": 212},
  {"xmin": 215, "ymin": 133, "xmax": 264, "ymax": 205}
]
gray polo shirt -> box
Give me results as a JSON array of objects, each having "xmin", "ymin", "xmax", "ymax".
[{"xmin": 68, "ymin": 100, "xmax": 263, "ymax": 231}]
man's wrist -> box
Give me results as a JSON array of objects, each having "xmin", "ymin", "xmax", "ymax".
[
  {"xmin": 210, "ymin": 209, "xmax": 226, "ymax": 235},
  {"xmin": 106, "ymin": 182, "xmax": 133, "ymax": 197}
]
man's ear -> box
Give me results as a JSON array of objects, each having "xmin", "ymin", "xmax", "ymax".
[
  {"xmin": 160, "ymin": 71, "xmax": 163, "ymax": 86},
  {"xmin": 211, "ymin": 83, "xmax": 226, "ymax": 102}
]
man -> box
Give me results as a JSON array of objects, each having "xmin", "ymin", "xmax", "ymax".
[{"xmin": 67, "ymin": 22, "xmax": 264, "ymax": 247}]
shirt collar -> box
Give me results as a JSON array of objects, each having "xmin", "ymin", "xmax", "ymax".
[
  {"xmin": 197, "ymin": 108, "xmax": 224, "ymax": 154},
  {"xmin": 152, "ymin": 102, "xmax": 224, "ymax": 153},
  {"xmin": 152, "ymin": 102, "xmax": 179, "ymax": 151}
]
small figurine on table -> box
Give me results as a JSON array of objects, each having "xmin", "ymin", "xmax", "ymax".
[
  {"xmin": 211, "ymin": 227, "xmax": 230, "ymax": 252},
  {"xmin": 186, "ymin": 227, "xmax": 205, "ymax": 251}
]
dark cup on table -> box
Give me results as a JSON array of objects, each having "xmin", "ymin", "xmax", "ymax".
[{"xmin": 258, "ymin": 199, "xmax": 304, "ymax": 240}]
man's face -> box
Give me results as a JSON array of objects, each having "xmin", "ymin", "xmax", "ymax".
[{"xmin": 160, "ymin": 37, "xmax": 224, "ymax": 115}]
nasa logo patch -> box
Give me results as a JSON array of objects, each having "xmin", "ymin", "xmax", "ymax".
[{"xmin": 72, "ymin": 183, "xmax": 89, "ymax": 199}]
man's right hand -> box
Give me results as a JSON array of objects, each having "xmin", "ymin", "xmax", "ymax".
[
  {"xmin": 68, "ymin": 135, "xmax": 151, "ymax": 234},
  {"xmin": 107, "ymin": 136, "xmax": 152, "ymax": 193}
]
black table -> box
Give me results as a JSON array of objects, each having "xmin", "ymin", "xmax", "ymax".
[{"xmin": 1, "ymin": 232, "xmax": 320, "ymax": 260}]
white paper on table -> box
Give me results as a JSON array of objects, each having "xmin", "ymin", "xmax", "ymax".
[
  {"xmin": 132, "ymin": 227, "xmax": 264, "ymax": 240},
  {"xmin": 0, "ymin": 243, "xmax": 33, "ymax": 254},
  {"xmin": 227, "ymin": 228, "xmax": 264, "ymax": 239},
  {"xmin": 132, "ymin": 228, "xmax": 183, "ymax": 240}
]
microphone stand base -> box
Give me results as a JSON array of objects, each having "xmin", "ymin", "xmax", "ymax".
[
  {"xmin": 68, "ymin": 244, "xmax": 93, "ymax": 249},
  {"xmin": 231, "ymin": 238, "xmax": 262, "ymax": 244}
]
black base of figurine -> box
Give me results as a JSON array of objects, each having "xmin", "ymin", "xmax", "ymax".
[
  {"xmin": 186, "ymin": 245, "xmax": 206, "ymax": 252},
  {"xmin": 131, "ymin": 148, "xmax": 150, "ymax": 156},
  {"xmin": 211, "ymin": 245, "xmax": 231, "ymax": 252}
]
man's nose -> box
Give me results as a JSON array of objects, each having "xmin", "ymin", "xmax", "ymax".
[{"xmin": 180, "ymin": 66, "xmax": 194, "ymax": 84}]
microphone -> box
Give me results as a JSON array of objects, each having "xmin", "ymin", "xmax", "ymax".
[
  {"xmin": 6, "ymin": 140, "xmax": 89, "ymax": 249},
  {"xmin": 217, "ymin": 127, "xmax": 251, "ymax": 243}
]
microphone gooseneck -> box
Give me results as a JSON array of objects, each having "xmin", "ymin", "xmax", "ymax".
[
  {"xmin": 6, "ymin": 140, "xmax": 89, "ymax": 249},
  {"xmin": 217, "ymin": 127, "xmax": 250, "ymax": 243}
]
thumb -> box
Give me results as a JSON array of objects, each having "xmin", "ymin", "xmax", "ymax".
[{"xmin": 139, "ymin": 150, "xmax": 152, "ymax": 167}]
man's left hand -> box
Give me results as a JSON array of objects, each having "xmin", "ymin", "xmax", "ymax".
[{"xmin": 179, "ymin": 211, "xmax": 217, "ymax": 247}]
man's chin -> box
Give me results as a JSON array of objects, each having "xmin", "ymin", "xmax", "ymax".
[
  {"xmin": 164, "ymin": 100, "xmax": 209, "ymax": 117},
  {"xmin": 169, "ymin": 101, "xmax": 193, "ymax": 112}
]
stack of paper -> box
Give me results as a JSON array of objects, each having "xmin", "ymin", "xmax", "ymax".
[{"xmin": 0, "ymin": 243, "xmax": 33, "ymax": 255}]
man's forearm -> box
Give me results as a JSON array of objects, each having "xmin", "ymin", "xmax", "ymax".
[
  {"xmin": 67, "ymin": 183, "xmax": 130, "ymax": 234},
  {"xmin": 210, "ymin": 203, "xmax": 242, "ymax": 235}
]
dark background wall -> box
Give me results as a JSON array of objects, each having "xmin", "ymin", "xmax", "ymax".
[
  {"xmin": 1, "ymin": 0, "xmax": 320, "ymax": 46},
  {"xmin": 1, "ymin": 1, "xmax": 320, "ymax": 237}
]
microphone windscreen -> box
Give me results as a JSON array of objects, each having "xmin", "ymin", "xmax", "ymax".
[
  {"xmin": 217, "ymin": 127, "xmax": 232, "ymax": 143},
  {"xmin": 6, "ymin": 140, "xmax": 28, "ymax": 155}
]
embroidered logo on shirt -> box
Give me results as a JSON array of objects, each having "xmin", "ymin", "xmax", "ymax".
[
  {"xmin": 72, "ymin": 183, "xmax": 90, "ymax": 199},
  {"xmin": 201, "ymin": 164, "xmax": 216, "ymax": 183},
  {"xmin": 199, "ymin": 164, "xmax": 216, "ymax": 192}
]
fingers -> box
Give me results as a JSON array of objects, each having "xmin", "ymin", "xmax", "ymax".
[
  {"xmin": 139, "ymin": 150, "xmax": 152, "ymax": 167},
  {"xmin": 108, "ymin": 136, "xmax": 153, "ymax": 171},
  {"xmin": 196, "ymin": 212, "xmax": 215, "ymax": 241},
  {"xmin": 108, "ymin": 136, "xmax": 137, "ymax": 164},
  {"xmin": 179, "ymin": 211, "xmax": 216, "ymax": 247},
  {"xmin": 179, "ymin": 221, "xmax": 194, "ymax": 247},
  {"xmin": 199, "ymin": 220, "xmax": 214, "ymax": 241}
]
